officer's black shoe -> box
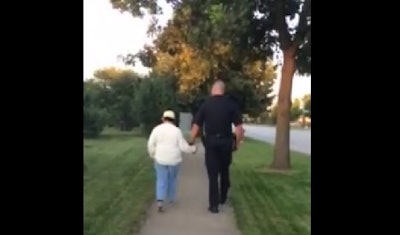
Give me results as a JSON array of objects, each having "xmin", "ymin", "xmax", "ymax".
[
  {"xmin": 220, "ymin": 198, "xmax": 227, "ymax": 205},
  {"xmin": 208, "ymin": 206, "xmax": 219, "ymax": 213}
]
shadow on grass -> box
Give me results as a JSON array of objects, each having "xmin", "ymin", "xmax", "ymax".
[
  {"xmin": 84, "ymin": 129, "xmax": 147, "ymax": 148},
  {"xmin": 85, "ymin": 128, "xmax": 146, "ymax": 141},
  {"xmin": 98, "ymin": 132, "xmax": 144, "ymax": 140},
  {"xmin": 254, "ymin": 165, "xmax": 301, "ymax": 176}
]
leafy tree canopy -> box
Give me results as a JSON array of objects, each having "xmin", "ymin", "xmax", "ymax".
[{"xmin": 113, "ymin": 0, "xmax": 278, "ymax": 116}]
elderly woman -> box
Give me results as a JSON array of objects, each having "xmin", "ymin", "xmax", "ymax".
[{"xmin": 147, "ymin": 110, "xmax": 197, "ymax": 212}]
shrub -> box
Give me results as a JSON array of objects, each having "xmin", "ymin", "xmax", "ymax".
[
  {"xmin": 84, "ymin": 106, "xmax": 108, "ymax": 138},
  {"xmin": 135, "ymin": 76, "xmax": 178, "ymax": 135}
]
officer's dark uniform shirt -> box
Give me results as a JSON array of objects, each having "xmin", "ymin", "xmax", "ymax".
[{"xmin": 193, "ymin": 95, "xmax": 242, "ymax": 137}]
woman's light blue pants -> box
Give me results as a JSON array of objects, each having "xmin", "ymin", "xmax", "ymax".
[{"xmin": 154, "ymin": 162, "xmax": 180, "ymax": 202}]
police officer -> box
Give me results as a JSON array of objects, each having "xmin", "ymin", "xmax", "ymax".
[{"xmin": 189, "ymin": 80, "xmax": 244, "ymax": 213}]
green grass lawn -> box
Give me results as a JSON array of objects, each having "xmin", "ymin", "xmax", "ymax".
[
  {"xmin": 84, "ymin": 129, "xmax": 154, "ymax": 235},
  {"xmin": 230, "ymin": 138, "xmax": 311, "ymax": 235}
]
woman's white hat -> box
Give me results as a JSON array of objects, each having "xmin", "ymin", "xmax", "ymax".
[{"xmin": 162, "ymin": 110, "xmax": 175, "ymax": 119}]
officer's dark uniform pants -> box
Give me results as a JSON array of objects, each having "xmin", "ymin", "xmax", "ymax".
[{"xmin": 204, "ymin": 136, "xmax": 232, "ymax": 208}]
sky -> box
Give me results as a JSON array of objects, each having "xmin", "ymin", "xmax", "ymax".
[{"xmin": 84, "ymin": 0, "xmax": 310, "ymax": 100}]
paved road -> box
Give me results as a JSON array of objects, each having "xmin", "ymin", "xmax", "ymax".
[
  {"xmin": 138, "ymin": 144, "xmax": 241, "ymax": 235},
  {"xmin": 243, "ymin": 124, "xmax": 311, "ymax": 155}
]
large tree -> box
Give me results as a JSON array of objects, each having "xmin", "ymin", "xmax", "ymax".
[
  {"xmin": 179, "ymin": 0, "xmax": 311, "ymax": 169},
  {"xmin": 92, "ymin": 67, "xmax": 142, "ymax": 131},
  {"xmin": 112, "ymin": 0, "xmax": 276, "ymax": 118},
  {"xmin": 135, "ymin": 73, "xmax": 178, "ymax": 135},
  {"xmin": 256, "ymin": 0, "xmax": 311, "ymax": 169},
  {"xmin": 84, "ymin": 80, "xmax": 109, "ymax": 138},
  {"xmin": 111, "ymin": 0, "xmax": 310, "ymax": 169}
]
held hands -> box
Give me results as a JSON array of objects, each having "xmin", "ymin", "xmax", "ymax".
[
  {"xmin": 192, "ymin": 145, "xmax": 198, "ymax": 154},
  {"xmin": 187, "ymin": 138, "xmax": 197, "ymax": 154},
  {"xmin": 188, "ymin": 139, "xmax": 196, "ymax": 146},
  {"xmin": 188, "ymin": 142, "xmax": 197, "ymax": 154}
]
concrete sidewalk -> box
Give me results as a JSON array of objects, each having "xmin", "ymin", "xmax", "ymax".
[{"xmin": 137, "ymin": 145, "xmax": 241, "ymax": 235}]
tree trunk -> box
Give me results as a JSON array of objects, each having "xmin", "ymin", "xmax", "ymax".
[{"xmin": 270, "ymin": 46, "xmax": 297, "ymax": 170}]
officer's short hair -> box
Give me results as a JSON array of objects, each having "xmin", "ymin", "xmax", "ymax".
[{"xmin": 213, "ymin": 80, "xmax": 225, "ymax": 92}]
